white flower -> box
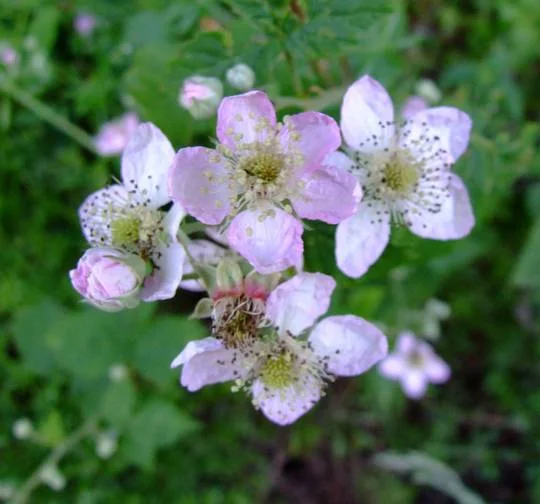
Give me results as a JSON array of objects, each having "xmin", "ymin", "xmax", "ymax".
[
  {"xmin": 334, "ymin": 75, "xmax": 475, "ymax": 278},
  {"xmin": 40, "ymin": 465, "xmax": 66, "ymax": 492},
  {"xmin": 379, "ymin": 331, "xmax": 450, "ymax": 399},
  {"xmin": 226, "ymin": 63, "xmax": 255, "ymax": 91},
  {"xmin": 79, "ymin": 123, "xmax": 186, "ymax": 301},
  {"xmin": 95, "ymin": 431, "xmax": 118, "ymax": 459},
  {"xmin": 12, "ymin": 418, "xmax": 33, "ymax": 440}
]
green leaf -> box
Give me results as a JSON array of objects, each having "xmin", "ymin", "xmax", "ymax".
[
  {"xmin": 513, "ymin": 218, "xmax": 540, "ymax": 288},
  {"xmin": 100, "ymin": 380, "xmax": 137, "ymax": 429},
  {"xmin": 37, "ymin": 409, "xmax": 65, "ymax": 448}
]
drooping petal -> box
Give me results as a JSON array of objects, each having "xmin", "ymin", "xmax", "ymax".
[
  {"xmin": 279, "ymin": 112, "xmax": 341, "ymax": 174},
  {"xmin": 401, "ymin": 369, "xmax": 428, "ymax": 399},
  {"xmin": 251, "ymin": 375, "xmax": 322, "ymax": 426},
  {"xmin": 335, "ymin": 201, "xmax": 391, "ymax": 278},
  {"xmin": 171, "ymin": 337, "xmax": 244, "ymax": 392},
  {"xmin": 216, "ymin": 91, "xmax": 277, "ymax": 149},
  {"xmin": 341, "ymin": 75, "xmax": 396, "ymax": 153},
  {"xmin": 291, "ymin": 162, "xmax": 361, "ymax": 224},
  {"xmin": 378, "ymin": 354, "xmax": 407, "ymax": 380},
  {"xmin": 227, "ymin": 204, "xmax": 303, "ymax": 274},
  {"xmin": 404, "ymin": 106, "xmax": 472, "ymax": 162},
  {"xmin": 309, "ymin": 315, "xmax": 388, "ymax": 377},
  {"xmin": 169, "ymin": 146, "xmax": 234, "ymax": 225},
  {"xmin": 266, "ymin": 273, "xmax": 336, "ymax": 336},
  {"xmin": 407, "ymin": 174, "xmax": 475, "ymax": 240},
  {"xmin": 121, "ymin": 122, "xmax": 175, "ymax": 208},
  {"xmin": 78, "ymin": 184, "xmax": 130, "ymax": 246}
]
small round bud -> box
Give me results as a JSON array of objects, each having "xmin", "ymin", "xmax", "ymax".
[
  {"xmin": 95, "ymin": 431, "xmax": 118, "ymax": 459},
  {"xmin": 108, "ymin": 363, "xmax": 129, "ymax": 382},
  {"xmin": 94, "ymin": 112, "xmax": 140, "ymax": 156},
  {"xmin": 226, "ymin": 63, "xmax": 255, "ymax": 91},
  {"xmin": 415, "ymin": 78, "xmax": 442, "ymax": 104},
  {"xmin": 69, "ymin": 248, "xmax": 146, "ymax": 312},
  {"xmin": 40, "ymin": 465, "xmax": 66, "ymax": 492},
  {"xmin": 12, "ymin": 418, "xmax": 33, "ymax": 440},
  {"xmin": 178, "ymin": 75, "xmax": 223, "ymax": 120},
  {"xmin": 74, "ymin": 13, "xmax": 97, "ymax": 36},
  {"xmin": 0, "ymin": 45, "xmax": 17, "ymax": 67}
]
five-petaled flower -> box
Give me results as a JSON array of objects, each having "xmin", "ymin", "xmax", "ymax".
[
  {"xmin": 333, "ymin": 75, "xmax": 475, "ymax": 278},
  {"xmin": 171, "ymin": 272, "xmax": 388, "ymax": 425},
  {"xmin": 78, "ymin": 123, "xmax": 185, "ymax": 302},
  {"xmin": 169, "ymin": 90, "xmax": 360, "ymax": 274},
  {"xmin": 378, "ymin": 331, "xmax": 450, "ymax": 399}
]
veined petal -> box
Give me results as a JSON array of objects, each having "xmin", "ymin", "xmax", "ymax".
[
  {"xmin": 169, "ymin": 147, "xmax": 233, "ymax": 225},
  {"xmin": 227, "ymin": 204, "xmax": 303, "ymax": 274},
  {"xmin": 217, "ymin": 91, "xmax": 277, "ymax": 149},
  {"xmin": 171, "ymin": 337, "xmax": 244, "ymax": 391},
  {"xmin": 279, "ymin": 112, "xmax": 341, "ymax": 174},
  {"xmin": 251, "ymin": 374, "xmax": 322, "ymax": 426},
  {"xmin": 292, "ymin": 162, "xmax": 361, "ymax": 224},
  {"xmin": 309, "ymin": 315, "xmax": 388, "ymax": 377},
  {"xmin": 79, "ymin": 184, "xmax": 130, "ymax": 246},
  {"xmin": 407, "ymin": 173, "xmax": 475, "ymax": 240},
  {"xmin": 121, "ymin": 123, "xmax": 175, "ymax": 208},
  {"xmin": 405, "ymin": 106, "xmax": 472, "ymax": 163},
  {"xmin": 341, "ymin": 75, "xmax": 396, "ymax": 153},
  {"xmin": 266, "ymin": 273, "xmax": 336, "ymax": 336},
  {"xmin": 335, "ymin": 201, "xmax": 391, "ymax": 278}
]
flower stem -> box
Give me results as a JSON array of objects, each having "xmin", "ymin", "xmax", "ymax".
[{"xmin": 0, "ymin": 76, "xmax": 98, "ymax": 154}]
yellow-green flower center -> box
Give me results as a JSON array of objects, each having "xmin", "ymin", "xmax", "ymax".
[
  {"xmin": 240, "ymin": 151, "xmax": 284, "ymax": 184},
  {"xmin": 259, "ymin": 352, "xmax": 296, "ymax": 389},
  {"xmin": 382, "ymin": 154, "xmax": 420, "ymax": 194},
  {"xmin": 111, "ymin": 216, "xmax": 141, "ymax": 247}
]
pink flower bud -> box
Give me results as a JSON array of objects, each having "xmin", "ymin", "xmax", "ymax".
[
  {"xmin": 0, "ymin": 46, "xmax": 18, "ymax": 67},
  {"xmin": 178, "ymin": 76, "xmax": 223, "ymax": 119},
  {"xmin": 69, "ymin": 248, "xmax": 146, "ymax": 311},
  {"xmin": 74, "ymin": 14, "xmax": 97, "ymax": 36},
  {"xmin": 94, "ymin": 112, "xmax": 139, "ymax": 156}
]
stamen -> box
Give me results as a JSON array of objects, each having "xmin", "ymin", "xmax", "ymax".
[{"xmin": 259, "ymin": 350, "xmax": 296, "ymax": 389}]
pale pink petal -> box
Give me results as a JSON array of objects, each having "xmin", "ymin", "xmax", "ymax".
[
  {"xmin": 396, "ymin": 331, "xmax": 418, "ymax": 354},
  {"xmin": 226, "ymin": 204, "xmax": 303, "ymax": 274},
  {"xmin": 401, "ymin": 369, "xmax": 428, "ymax": 399},
  {"xmin": 401, "ymin": 96, "xmax": 428, "ymax": 120},
  {"xmin": 407, "ymin": 174, "xmax": 475, "ymax": 240},
  {"xmin": 216, "ymin": 91, "xmax": 277, "ymax": 149},
  {"xmin": 335, "ymin": 201, "xmax": 391, "ymax": 278},
  {"xmin": 424, "ymin": 354, "xmax": 451, "ymax": 384},
  {"xmin": 266, "ymin": 273, "xmax": 336, "ymax": 336},
  {"xmin": 309, "ymin": 315, "xmax": 388, "ymax": 376},
  {"xmin": 323, "ymin": 151, "xmax": 354, "ymax": 172},
  {"xmin": 279, "ymin": 112, "xmax": 341, "ymax": 173},
  {"xmin": 341, "ymin": 75, "xmax": 396, "ymax": 153},
  {"xmin": 78, "ymin": 184, "xmax": 129, "ymax": 246},
  {"xmin": 121, "ymin": 123, "xmax": 175, "ymax": 208},
  {"xmin": 169, "ymin": 147, "xmax": 233, "ymax": 225},
  {"xmin": 251, "ymin": 374, "xmax": 322, "ymax": 426},
  {"xmin": 171, "ymin": 337, "xmax": 244, "ymax": 392},
  {"xmin": 378, "ymin": 354, "xmax": 407, "ymax": 380},
  {"xmin": 291, "ymin": 163, "xmax": 361, "ymax": 224},
  {"xmin": 404, "ymin": 106, "xmax": 472, "ymax": 162}
]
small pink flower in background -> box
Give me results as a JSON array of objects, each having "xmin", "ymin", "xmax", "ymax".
[
  {"xmin": 70, "ymin": 248, "xmax": 146, "ymax": 311},
  {"xmin": 172, "ymin": 272, "xmax": 388, "ymax": 425},
  {"xmin": 178, "ymin": 75, "xmax": 223, "ymax": 119},
  {"xmin": 378, "ymin": 331, "xmax": 450, "ymax": 399},
  {"xmin": 94, "ymin": 112, "xmax": 139, "ymax": 156},
  {"xmin": 333, "ymin": 75, "xmax": 475, "ymax": 278},
  {"xmin": 80, "ymin": 123, "xmax": 186, "ymax": 303},
  {"xmin": 401, "ymin": 96, "xmax": 428, "ymax": 120},
  {"xmin": 0, "ymin": 45, "xmax": 18, "ymax": 66},
  {"xmin": 169, "ymin": 90, "xmax": 360, "ymax": 274},
  {"xmin": 180, "ymin": 240, "xmax": 228, "ymax": 292},
  {"xmin": 74, "ymin": 13, "xmax": 97, "ymax": 37}
]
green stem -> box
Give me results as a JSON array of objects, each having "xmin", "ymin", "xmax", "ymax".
[
  {"xmin": 182, "ymin": 222, "xmax": 208, "ymax": 235},
  {"xmin": 0, "ymin": 76, "xmax": 98, "ymax": 154},
  {"xmin": 10, "ymin": 417, "xmax": 98, "ymax": 504},
  {"xmin": 176, "ymin": 228, "xmax": 213, "ymax": 291},
  {"xmin": 273, "ymin": 86, "xmax": 347, "ymax": 111}
]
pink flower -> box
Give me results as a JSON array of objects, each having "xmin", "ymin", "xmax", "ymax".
[
  {"xmin": 169, "ymin": 91, "xmax": 360, "ymax": 274},
  {"xmin": 334, "ymin": 75, "xmax": 475, "ymax": 278},
  {"xmin": 0, "ymin": 46, "xmax": 18, "ymax": 67},
  {"xmin": 70, "ymin": 248, "xmax": 145, "ymax": 311},
  {"xmin": 401, "ymin": 96, "xmax": 428, "ymax": 120},
  {"xmin": 378, "ymin": 331, "xmax": 450, "ymax": 399},
  {"xmin": 74, "ymin": 14, "xmax": 97, "ymax": 36},
  {"xmin": 94, "ymin": 113, "xmax": 140, "ymax": 156},
  {"xmin": 80, "ymin": 123, "xmax": 186, "ymax": 302},
  {"xmin": 171, "ymin": 272, "xmax": 388, "ymax": 425}
]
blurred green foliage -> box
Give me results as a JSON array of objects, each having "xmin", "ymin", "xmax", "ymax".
[{"xmin": 1, "ymin": 0, "xmax": 540, "ymax": 502}]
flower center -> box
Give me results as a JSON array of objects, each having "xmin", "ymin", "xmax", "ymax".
[
  {"xmin": 382, "ymin": 152, "xmax": 420, "ymax": 194},
  {"xmin": 111, "ymin": 217, "xmax": 140, "ymax": 248},
  {"xmin": 408, "ymin": 350, "xmax": 425, "ymax": 368},
  {"xmin": 239, "ymin": 151, "xmax": 284, "ymax": 184},
  {"xmin": 259, "ymin": 351, "xmax": 296, "ymax": 389}
]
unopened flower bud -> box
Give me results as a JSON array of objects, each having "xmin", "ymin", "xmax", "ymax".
[
  {"xmin": 108, "ymin": 363, "xmax": 128, "ymax": 382},
  {"xmin": 40, "ymin": 465, "xmax": 66, "ymax": 491},
  {"xmin": 0, "ymin": 45, "xmax": 17, "ymax": 67},
  {"xmin": 226, "ymin": 63, "xmax": 255, "ymax": 91},
  {"xmin": 95, "ymin": 431, "xmax": 118, "ymax": 459},
  {"xmin": 12, "ymin": 418, "xmax": 33, "ymax": 440},
  {"xmin": 178, "ymin": 75, "xmax": 223, "ymax": 119},
  {"xmin": 94, "ymin": 112, "xmax": 140, "ymax": 156},
  {"xmin": 415, "ymin": 78, "xmax": 442, "ymax": 104},
  {"xmin": 69, "ymin": 248, "xmax": 146, "ymax": 312},
  {"xmin": 74, "ymin": 13, "xmax": 97, "ymax": 36}
]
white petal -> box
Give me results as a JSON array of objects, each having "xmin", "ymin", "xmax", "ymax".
[
  {"xmin": 266, "ymin": 273, "xmax": 336, "ymax": 336},
  {"xmin": 341, "ymin": 75, "xmax": 396, "ymax": 153},
  {"xmin": 309, "ymin": 315, "xmax": 388, "ymax": 377},
  {"xmin": 407, "ymin": 173, "xmax": 475, "ymax": 240},
  {"xmin": 401, "ymin": 369, "xmax": 428, "ymax": 399},
  {"xmin": 121, "ymin": 123, "xmax": 175, "ymax": 208},
  {"xmin": 378, "ymin": 354, "xmax": 407, "ymax": 380},
  {"xmin": 335, "ymin": 201, "xmax": 391, "ymax": 278},
  {"xmin": 251, "ymin": 374, "xmax": 322, "ymax": 426}
]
